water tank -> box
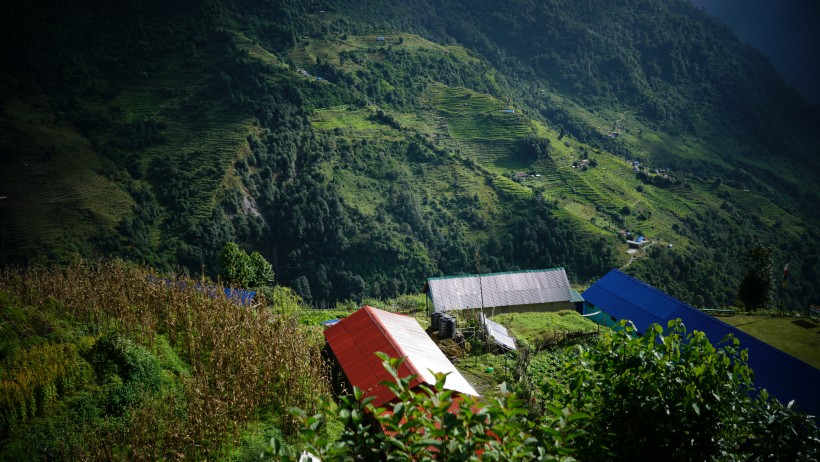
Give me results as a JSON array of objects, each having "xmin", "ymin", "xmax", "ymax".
[
  {"xmin": 431, "ymin": 311, "xmax": 443, "ymax": 331},
  {"xmin": 439, "ymin": 315, "xmax": 456, "ymax": 339}
]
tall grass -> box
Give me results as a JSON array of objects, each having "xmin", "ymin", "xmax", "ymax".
[{"xmin": 0, "ymin": 260, "xmax": 327, "ymax": 460}]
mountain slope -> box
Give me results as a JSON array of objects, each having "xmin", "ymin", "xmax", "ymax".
[{"xmin": 1, "ymin": 0, "xmax": 818, "ymax": 309}]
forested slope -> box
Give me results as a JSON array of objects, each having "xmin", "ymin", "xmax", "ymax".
[{"xmin": 1, "ymin": 0, "xmax": 818, "ymax": 309}]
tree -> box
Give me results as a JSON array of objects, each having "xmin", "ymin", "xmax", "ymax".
[
  {"xmin": 738, "ymin": 242, "xmax": 774, "ymax": 310},
  {"xmin": 248, "ymin": 250, "xmax": 274, "ymax": 287},
  {"xmin": 218, "ymin": 242, "xmax": 274, "ymax": 288}
]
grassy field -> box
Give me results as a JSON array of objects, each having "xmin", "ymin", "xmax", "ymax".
[
  {"xmin": 721, "ymin": 314, "xmax": 820, "ymax": 369},
  {"xmin": 493, "ymin": 310, "xmax": 599, "ymax": 345}
]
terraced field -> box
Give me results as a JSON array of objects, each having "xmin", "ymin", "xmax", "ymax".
[
  {"xmin": 284, "ymin": 34, "xmax": 810, "ymax": 281},
  {"xmin": 0, "ymin": 90, "xmax": 133, "ymax": 259},
  {"xmin": 425, "ymin": 84, "xmax": 532, "ymax": 167}
]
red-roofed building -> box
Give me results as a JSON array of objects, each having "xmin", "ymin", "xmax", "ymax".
[{"xmin": 324, "ymin": 305, "xmax": 478, "ymax": 408}]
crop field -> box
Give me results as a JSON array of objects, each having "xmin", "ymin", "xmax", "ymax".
[
  {"xmin": 310, "ymin": 106, "xmax": 388, "ymax": 133},
  {"xmin": 721, "ymin": 315, "xmax": 820, "ymax": 369},
  {"xmin": 425, "ymin": 85, "xmax": 532, "ymax": 166},
  {"xmin": 289, "ymin": 32, "xmax": 479, "ymax": 76}
]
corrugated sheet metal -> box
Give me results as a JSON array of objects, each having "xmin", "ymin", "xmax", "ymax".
[
  {"xmin": 569, "ymin": 290, "xmax": 585, "ymax": 303},
  {"xmin": 583, "ymin": 269, "xmax": 820, "ymax": 417},
  {"xmin": 428, "ymin": 268, "xmax": 571, "ymax": 312},
  {"xmin": 324, "ymin": 306, "xmax": 477, "ymax": 408},
  {"xmin": 482, "ymin": 314, "xmax": 516, "ymax": 350}
]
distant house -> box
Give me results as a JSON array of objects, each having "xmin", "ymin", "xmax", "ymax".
[
  {"xmin": 627, "ymin": 236, "xmax": 647, "ymax": 249},
  {"xmin": 424, "ymin": 268, "xmax": 577, "ymax": 315},
  {"xmin": 501, "ymin": 109, "xmax": 515, "ymax": 113},
  {"xmin": 323, "ymin": 305, "xmax": 478, "ymax": 408},
  {"xmin": 582, "ymin": 269, "xmax": 820, "ymax": 417},
  {"xmin": 376, "ymin": 36, "xmax": 386, "ymax": 42}
]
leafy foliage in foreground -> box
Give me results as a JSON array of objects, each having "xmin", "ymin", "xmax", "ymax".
[
  {"xmin": 218, "ymin": 242, "xmax": 274, "ymax": 289},
  {"xmin": 547, "ymin": 320, "xmax": 820, "ymax": 461},
  {"xmin": 267, "ymin": 353, "xmax": 587, "ymax": 461},
  {"xmin": 277, "ymin": 321, "xmax": 820, "ymax": 461}
]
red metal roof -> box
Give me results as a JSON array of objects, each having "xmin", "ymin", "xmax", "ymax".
[{"xmin": 324, "ymin": 305, "xmax": 478, "ymax": 408}]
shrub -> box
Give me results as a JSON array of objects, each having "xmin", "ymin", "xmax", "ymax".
[
  {"xmin": 545, "ymin": 319, "xmax": 820, "ymax": 460},
  {"xmin": 267, "ymin": 353, "xmax": 587, "ymax": 461},
  {"xmin": 86, "ymin": 332, "xmax": 163, "ymax": 415}
]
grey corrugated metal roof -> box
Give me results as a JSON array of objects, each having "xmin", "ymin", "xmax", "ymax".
[{"xmin": 427, "ymin": 268, "xmax": 571, "ymax": 312}]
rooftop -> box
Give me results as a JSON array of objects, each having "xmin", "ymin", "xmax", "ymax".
[
  {"xmin": 324, "ymin": 306, "xmax": 477, "ymax": 408},
  {"xmin": 583, "ymin": 269, "xmax": 820, "ymax": 417},
  {"xmin": 426, "ymin": 268, "xmax": 572, "ymax": 312}
]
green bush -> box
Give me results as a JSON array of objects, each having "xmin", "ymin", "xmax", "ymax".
[
  {"xmin": 85, "ymin": 332, "xmax": 163, "ymax": 416},
  {"xmin": 545, "ymin": 319, "xmax": 820, "ymax": 460},
  {"xmin": 267, "ymin": 353, "xmax": 587, "ymax": 461}
]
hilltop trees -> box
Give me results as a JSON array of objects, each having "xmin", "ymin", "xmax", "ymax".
[
  {"xmin": 738, "ymin": 242, "xmax": 775, "ymax": 310},
  {"xmin": 218, "ymin": 242, "xmax": 274, "ymax": 288}
]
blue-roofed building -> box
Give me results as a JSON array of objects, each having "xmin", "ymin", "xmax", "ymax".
[
  {"xmin": 627, "ymin": 235, "xmax": 648, "ymax": 249},
  {"xmin": 583, "ymin": 269, "xmax": 820, "ymax": 417}
]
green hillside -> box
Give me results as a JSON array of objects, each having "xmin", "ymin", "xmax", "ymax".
[{"xmin": 1, "ymin": 0, "xmax": 819, "ymax": 311}]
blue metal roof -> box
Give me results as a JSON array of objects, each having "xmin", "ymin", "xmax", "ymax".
[{"xmin": 583, "ymin": 269, "xmax": 820, "ymax": 417}]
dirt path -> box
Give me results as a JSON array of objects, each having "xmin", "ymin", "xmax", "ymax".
[{"xmin": 620, "ymin": 241, "xmax": 655, "ymax": 270}]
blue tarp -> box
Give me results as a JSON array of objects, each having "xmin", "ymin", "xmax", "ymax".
[
  {"xmin": 147, "ymin": 276, "xmax": 256, "ymax": 306},
  {"xmin": 222, "ymin": 287, "xmax": 257, "ymax": 306},
  {"xmin": 583, "ymin": 269, "xmax": 820, "ymax": 417}
]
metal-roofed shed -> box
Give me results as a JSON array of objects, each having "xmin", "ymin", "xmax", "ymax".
[
  {"xmin": 425, "ymin": 268, "xmax": 574, "ymax": 315},
  {"xmin": 583, "ymin": 269, "xmax": 820, "ymax": 417},
  {"xmin": 324, "ymin": 305, "xmax": 478, "ymax": 408}
]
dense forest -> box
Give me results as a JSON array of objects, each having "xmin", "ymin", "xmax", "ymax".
[{"xmin": 1, "ymin": 0, "xmax": 818, "ymax": 309}]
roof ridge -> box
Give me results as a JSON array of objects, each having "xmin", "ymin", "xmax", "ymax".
[
  {"xmin": 604, "ymin": 270, "xmax": 820, "ymax": 372},
  {"xmin": 363, "ymin": 305, "xmax": 423, "ymax": 379},
  {"xmin": 610, "ymin": 268, "xmax": 692, "ymax": 310},
  {"xmin": 427, "ymin": 267, "xmax": 566, "ymax": 282}
]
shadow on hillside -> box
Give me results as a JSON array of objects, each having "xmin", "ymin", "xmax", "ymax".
[{"xmin": 792, "ymin": 319, "xmax": 819, "ymax": 329}]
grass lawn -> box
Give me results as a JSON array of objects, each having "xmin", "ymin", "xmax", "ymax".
[
  {"xmin": 721, "ymin": 315, "xmax": 820, "ymax": 369},
  {"xmin": 493, "ymin": 310, "xmax": 599, "ymax": 346}
]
